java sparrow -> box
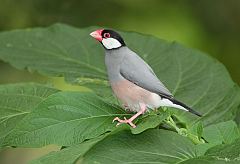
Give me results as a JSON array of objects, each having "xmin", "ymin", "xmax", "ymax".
[{"xmin": 90, "ymin": 29, "xmax": 202, "ymax": 128}]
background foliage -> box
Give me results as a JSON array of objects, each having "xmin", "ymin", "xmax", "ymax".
[
  {"xmin": 0, "ymin": 0, "xmax": 240, "ymax": 84},
  {"xmin": 0, "ymin": 0, "xmax": 240, "ymax": 164}
]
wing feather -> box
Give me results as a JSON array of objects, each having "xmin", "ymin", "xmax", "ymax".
[{"xmin": 120, "ymin": 51, "xmax": 173, "ymax": 98}]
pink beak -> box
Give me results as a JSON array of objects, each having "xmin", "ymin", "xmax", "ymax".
[{"xmin": 90, "ymin": 29, "xmax": 103, "ymax": 41}]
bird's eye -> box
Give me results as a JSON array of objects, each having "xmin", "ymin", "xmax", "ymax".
[{"xmin": 103, "ymin": 33, "xmax": 111, "ymax": 38}]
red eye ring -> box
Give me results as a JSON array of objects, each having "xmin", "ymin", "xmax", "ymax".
[{"xmin": 103, "ymin": 33, "xmax": 111, "ymax": 38}]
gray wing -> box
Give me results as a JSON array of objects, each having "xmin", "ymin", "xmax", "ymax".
[{"xmin": 120, "ymin": 51, "xmax": 173, "ymax": 98}]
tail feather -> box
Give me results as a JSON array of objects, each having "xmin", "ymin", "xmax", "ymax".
[{"xmin": 169, "ymin": 98, "xmax": 202, "ymax": 117}]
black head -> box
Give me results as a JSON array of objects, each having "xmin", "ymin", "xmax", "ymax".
[{"xmin": 90, "ymin": 29, "xmax": 126, "ymax": 50}]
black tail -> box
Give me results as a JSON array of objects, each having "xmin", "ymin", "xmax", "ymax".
[{"xmin": 169, "ymin": 97, "xmax": 202, "ymax": 117}]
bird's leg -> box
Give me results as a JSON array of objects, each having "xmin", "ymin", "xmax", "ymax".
[{"xmin": 113, "ymin": 103, "xmax": 146, "ymax": 128}]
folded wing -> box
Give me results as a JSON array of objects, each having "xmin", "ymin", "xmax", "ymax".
[{"xmin": 120, "ymin": 51, "xmax": 173, "ymax": 98}]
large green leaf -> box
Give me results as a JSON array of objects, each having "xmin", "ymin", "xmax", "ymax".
[
  {"xmin": 0, "ymin": 83, "xmax": 59, "ymax": 147},
  {"xmin": 0, "ymin": 24, "xmax": 106, "ymax": 80},
  {"xmin": 194, "ymin": 121, "xmax": 240, "ymax": 156},
  {"xmin": 30, "ymin": 129, "xmax": 240, "ymax": 164},
  {"xmin": 3, "ymin": 92, "xmax": 130, "ymax": 147},
  {"xmin": 33, "ymin": 129, "xmax": 199, "ymax": 164},
  {"xmin": 81, "ymin": 129, "xmax": 197, "ymax": 164},
  {"xmin": 180, "ymin": 156, "xmax": 239, "ymax": 164},
  {"xmin": 0, "ymin": 23, "xmax": 239, "ymax": 126},
  {"xmin": 203, "ymin": 120, "xmax": 240, "ymax": 145},
  {"xmin": 182, "ymin": 138, "xmax": 240, "ymax": 163},
  {"xmin": 193, "ymin": 121, "xmax": 240, "ymax": 155},
  {"xmin": 205, "ymin": 138, "xmax": 240, "ymax": 161},
  {"xmin": 30, "ymin": 135, "xmax": 106, "ymax": 164}
]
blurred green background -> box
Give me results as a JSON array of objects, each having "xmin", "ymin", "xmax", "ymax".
[
  {"xmin": 0, "ymin": 0, "xmax": 240, "ymax": 85},
  {"xmin": 0, "ymin": 0, "xmax": 239, "ymax": 163}
]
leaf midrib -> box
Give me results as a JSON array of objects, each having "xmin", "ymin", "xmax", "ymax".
[
  {"xmin": 132, "ymin": 150, "xmax": 184, "ymax": 160},
  {"xmin": 0, "ymin": 112, "xmax": 29, "ymax": 124},
  {"xmin": 14, "ymin": 113, "xmax": 131, "ymax": 135}
]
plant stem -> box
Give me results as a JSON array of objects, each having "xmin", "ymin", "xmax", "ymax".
[{"xmin": 163, "ymin": 116, "xmax": 204, "ymax": 144}]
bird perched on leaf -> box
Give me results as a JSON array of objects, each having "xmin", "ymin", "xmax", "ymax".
[{"xmin": 90, "ymin": 29, "xmax": 202, "ymax": 128}]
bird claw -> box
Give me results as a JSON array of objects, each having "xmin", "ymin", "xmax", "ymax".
[
  {"xmin": 112, "ymin": 117, "xmax": 120, "ymax": 123},
  {"xmin": 112, "ymin": 117, "xmax": 136, "ymax": 128}
]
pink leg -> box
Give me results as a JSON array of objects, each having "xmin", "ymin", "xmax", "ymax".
[{"xmin": 113, "ymin": 103, "xmax": 147, "ymax": 128}]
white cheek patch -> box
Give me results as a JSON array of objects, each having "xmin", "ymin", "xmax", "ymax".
[{"xmin": 102, "ymin": 38, "xmax": 121, "ymax": 49}]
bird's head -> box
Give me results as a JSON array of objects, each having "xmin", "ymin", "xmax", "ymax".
[{"xmin": 90, "ymin": 29, "xmax": 126, "ymax": 50}]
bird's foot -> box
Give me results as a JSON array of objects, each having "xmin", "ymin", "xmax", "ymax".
[{"xmin": 112, "ymin": 117, "xmax": 136, "ymax": 128}]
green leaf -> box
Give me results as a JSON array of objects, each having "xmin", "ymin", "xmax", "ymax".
[
  {"xmin": 180, "ymin": 156, "xmax": 239, "ymax": 164},
  {"xmin": 187, "ymin": 121, "xmax": 204, "ymax": 145},
  {"xmin": 205, "ymin": 138, "xmax": 240, "ymax": 161},
  {"xmin": 30, "ymin": 135, "xmax": 107, "ymax": 164},
  {"xmin": 0, "ymin": 83, "xmax": 59, "ymax": 146},
  {"xmin": 181, "ymin": 137, "xmax": 240, "ymax": 163},
  {"xmin": 196, "ymin": 143, "xmax": 218, "ymax": 156},
  {"xmin": 81, "ymin": 129, "xmax": 197, "ymax": 164},
  {"xmin": 203, "ymin": 120, "xmax": 240, "ymax": 144},
  {"xmin": 193, "ymin": 121, "xmax": 240, "ymax": 157},
  {"xmin": 235, "ymin": 106, "xmax": 240, "ymax": 126},
  {"xmin": 3, "ymin": 92, "xmax": 130, "ymax": 147},
  {"xmin": 0, "ymin": 24, "xmax": 106, "ymax": 81},
  {"xmin": 131, "ymin": 109, "xmax": 170, "ymax": 134},
  {"xmin": 0, "ymin": 23, "xmax": 239, "ymax": 126},
  {"xmin": 185, "ymin": 138, "xmax": 240, "ymax": 163},
  {"xmin": 31, "ymin": 129, "xmax": 240, "ymax": 164},
  {"xmin": 189, "ymin": 121, "xmax": 203, "ymax": 140}
]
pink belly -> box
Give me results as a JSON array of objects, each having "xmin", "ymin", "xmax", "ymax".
[{"xmin": 111, "ymin": 79, "xmax": 160, "ymax": 112}]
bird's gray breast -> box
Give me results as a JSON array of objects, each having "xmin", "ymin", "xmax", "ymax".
[{"xmin": 104, "ymin": 48, "xmax": 127, "ymax": 82}]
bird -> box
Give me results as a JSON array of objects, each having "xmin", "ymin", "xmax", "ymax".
[{"xmin": 90, "ymin": 29, "xmax": 202, "ymax": 128}]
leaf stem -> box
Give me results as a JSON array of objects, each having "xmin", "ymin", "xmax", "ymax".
[{"xmin": 163, "ymin": 116, "xmax": 204, "ymax": 144}]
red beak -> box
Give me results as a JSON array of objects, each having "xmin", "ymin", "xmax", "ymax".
[{"xmin": 90, "ymin": 29, "xmax": 103, "ymax": 41}]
